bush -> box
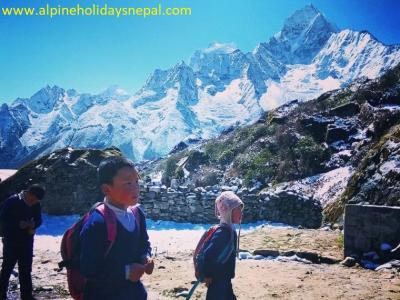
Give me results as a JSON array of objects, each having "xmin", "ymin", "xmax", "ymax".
[
  {"xmin": 196, "ymin": 171, "xmax": 219, "ymax": 187},
  {"xmin": 162, "ymin": 155, "xmax": 180, "ymax": 186},
  {"xmin": 234, "ymin": 149, "xmax": 274, "ymax": 184},
  {"xmin": 218, "ymin": 149, "xmax": 236, "ymax": 165},
  {"xmin": 204, "ymin": 141, "xmax": 227, "ymax": 163},
  {"xmin": 293, "ymin": 135, "xmax": 329, "ymax": 175}
]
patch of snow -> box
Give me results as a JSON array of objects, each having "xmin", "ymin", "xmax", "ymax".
[
  {"xmin": 379, "ymin": 160, "xmax": 400, "ymax": 176},
  {"xmin": 299, "ymin": 166, "xmax": 354, "ymax": 207},
  {"xmin": 276, "ymin": 255, "xmax": 312, "ymax": 264}
]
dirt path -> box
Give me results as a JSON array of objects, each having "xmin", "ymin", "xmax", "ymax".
[{"xmin": 1, "ymin": 227, "xmax": 399, "ymax": 299}]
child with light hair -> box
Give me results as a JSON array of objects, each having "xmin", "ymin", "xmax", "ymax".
[{"xmin": 202, "ymin": 191, "xmax": 244, "ymax": 300}]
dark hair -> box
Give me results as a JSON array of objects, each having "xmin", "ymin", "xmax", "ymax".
[
  {"xmin": 97, "ymin": 156, "xmax": 136, "ymax": 185},
  {"xmin": 27, "ymin": 184, "xmax": 46, "ymax": 200}
]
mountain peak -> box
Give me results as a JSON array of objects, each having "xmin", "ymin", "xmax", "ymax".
[
  {"xmin": 281, "ymin": 4, "xmax": 337, "ymax": 38},
  {"xmin": 26, "ymin": 85, "xmax": 65, "ymax": 114},
  {"xmin": 263, "ymin": 5, "xmax": 338, "ymax": 64},
  {"xmin": 284, "ymin": 4, "xmax": 322, "ymax": 27},
  {"xmin": 174, "ymin": 60, "xmax": 189, "ymax": 69}
]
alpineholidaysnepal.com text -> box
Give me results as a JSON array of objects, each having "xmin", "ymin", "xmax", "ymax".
[{"xmin": 1, "ymin": 4, "xmax": 192, "ymax": 18}]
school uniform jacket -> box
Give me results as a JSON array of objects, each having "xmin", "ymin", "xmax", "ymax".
[
  {"xmin": 79, "ymin": 206, "xmax": 151, "ymax": 300},
  {"xmin": 203, "ymin": 225, "xmax": 237, "ymax": 280}
]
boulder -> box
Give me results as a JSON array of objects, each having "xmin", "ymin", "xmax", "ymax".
[
  {"xmin": 326, "ymin": 119, "xmax": 359, "ymax": 144},
  {"xmin": 0, "ymin": 147, "xmax": 122, "ymax": 215},
  {"xmin": 301, "ymin": 115, "xmax": 334, "ymax": 142},
  {"xmin": 341, "ymin": 257, "xmax": 356, "ymax": 267},
  {"xmin": 329, "ymin": 102, "xmax": 360, "ymax": 118}
]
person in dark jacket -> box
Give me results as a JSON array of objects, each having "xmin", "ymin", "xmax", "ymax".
[
  {"xmin": 80, "ymin": 156, "xmax": 154, "ymax": 300},
  {"xmin": 0, "ymin": 184, "xmax": 45, "ymax": 300},
  {"xmin": 203, "ymin": 191, "xmax": 244, "ymax": 300}
]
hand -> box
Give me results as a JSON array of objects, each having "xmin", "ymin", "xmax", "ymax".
[
  {"xmin": 128, "ymin": 263, "xmax": 145, "ymax": 282},
  {"xmin": 27, "ymin": 218, "xmax": 35, "ymax": 229},
  {"xmin": 144, "ymin": 258, "xmax": 154, "ymax": 275},
  {"xmin": 19, "ymin": 221, "xmax": 28, "ymax": 229},
  {"xmin": 204, "ymin": 277, "xmax": 212, "ymax": 287}
]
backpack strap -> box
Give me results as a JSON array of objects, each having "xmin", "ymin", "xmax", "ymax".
[
  {"xmin": 216, "ymin": 225, "xmax": 235, "ymax": 264},
  {"xmin": 130, "ymin": 205, "xmax": 142, "ymax": 234},
  {"xmin": 95, "ymin": 204, "xmax": 117, "ymax": 257}
]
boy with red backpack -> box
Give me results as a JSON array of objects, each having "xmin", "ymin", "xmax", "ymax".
[
  {"xmin": 192, "ymin": 191, "xmax": 243, "ymax": 300},
  {"xmin": 77, "ymin": 156, "xmax": 154, "ymax": 300}
]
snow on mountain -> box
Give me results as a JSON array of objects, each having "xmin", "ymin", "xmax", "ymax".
[
  {"xmin": 262, "ymin": 4, "xmax": 338, "ymax": 65},
  {"xmin": 314, "ymin": 29, "xmax": 400, "ymax": 81},
  {"xmin": 1, "ymin": 5, "xmax": 400, "ymax": 167},
  {"xmin": 260, "ymin": 30, "xmax": 400, "ymax": 110}
]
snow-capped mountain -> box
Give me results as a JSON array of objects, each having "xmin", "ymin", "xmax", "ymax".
[
  {"xmin": 261, "ymin": 4, "xmax": 338, "ymax": 65},
  {"xmin": 1, "ymin": 4, "xmax": 400, "ymax": 167}
]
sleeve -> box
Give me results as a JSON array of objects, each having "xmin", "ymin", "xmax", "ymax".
[
  {"xmin": 202, "ymin": 228, "xmax": 231, "ymax": 278},
  {"xmin": 33, "ymin": 203, "xmax": 42, "ymax": 229},
  {"xmin": 79, "ymin": 211, "xmax": 127, "ymax": 282},
  {"xmin": 137, "ymin": 207, "xmax": 152, "ymax": 261}
]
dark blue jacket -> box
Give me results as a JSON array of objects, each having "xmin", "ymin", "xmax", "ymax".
[
  {"xmin": 79, "ymin": 207, "xmax": 151, "ymax": 300},
  {"xmin": 0, "ymin": 193, "xmax": 42, "ymax": 244},
  {"xmin": 203, "ymin": 225, "xmax": 237, "ymax": 280}
]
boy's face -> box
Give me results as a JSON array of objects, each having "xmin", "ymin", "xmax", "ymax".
[
  {"xmin": 231, "ymin": 205, "xmax": 243, "ymax": 224},
  {"xmin": 25, "ymin": 193, "xmax": 40, "ymax": 207},
  {"xmin": 102, "ymin": 167, "xmax": 140, "ymax": 208}
]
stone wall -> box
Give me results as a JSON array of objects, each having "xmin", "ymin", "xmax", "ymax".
[
  {"xmin": 344, "ymin": 204, "xmax": 400, "ymax": 257},
  {"xmin": 139, "ymin": 185, "xmax": 323, "ymax": 228}
]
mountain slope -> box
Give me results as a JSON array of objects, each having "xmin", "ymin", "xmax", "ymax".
[
  {"xmin": 1, "ymin": 5, "xmax": 400, "ymax": 167},
  {"xmin": 142, "ymin": 63, "xmax": 400, "ymax": 222}
]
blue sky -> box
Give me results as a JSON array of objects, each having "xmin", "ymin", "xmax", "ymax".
[{"xmin": 0, "ymin": 0, "xmax": 399, "ymax": 104}]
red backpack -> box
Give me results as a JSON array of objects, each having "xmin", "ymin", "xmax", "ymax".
[
  {"xmin": 58, "ymin": 202, "xmax": 142, "ymax": 300},
  {"xmin": 193, "ymin": 224, "xmax": 234, "ymax": 281}
]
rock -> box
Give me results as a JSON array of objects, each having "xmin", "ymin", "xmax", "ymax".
[
  {"xmin": 320, "ymin": 226, "xmax": 331, "ymax": 231},
  {"xmin": 253, "ymin": 250, "xmax": 280, "ymax": 257},
  {"xmin": 0, "ymin": 147, "xmax": 122, "ymax": 215},
  {"xmin": 35, "ymin": 286, "xmax": 53, "ymax": 292},
  {"xmin": 332, "ymin": 223, "xmax": 343, "ymax": 230},
  {"xmin": 169, "ymin": 141, "xmax": 189, "ymax": 154},
  {"xmin": 329, "ymin": 102, "xmax": 360, "ymax": 118},
  {"xmin": 238, "ymin": 252, "xmax": 253, "ymax": 259},
  {"xmin": 170, "ymin": 179, "xmax": 180, "ymax": 189},
  {"xmin": 326, "ymin": 119, "xmax": 358, "ymax": 144},
  {"xmin": 301, "ymin": 115, "xmax": 334, "ymax": 142},
  {"xmin": 341, "ymin": 257, "xmax": 356, "ymax": 267},
  {"xmin": 375, "ymin": 260, "xmax": 400, "ymax": 272},
  {"xmin": 149, "ymin": 185, "xmax": 161, "ymax": 193}
]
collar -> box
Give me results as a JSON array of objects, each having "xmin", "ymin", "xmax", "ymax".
[{"xmin": 104, "ymin": 197, "xmax": 131, "ymax": 213}]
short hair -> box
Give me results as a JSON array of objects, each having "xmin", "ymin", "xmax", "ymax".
[
  {"xmin": 27, "ymin": 184, "xmax": 46, "ymax": 200},
  {"xmin": 97, "ymin": 156, "xmax": 136, "ymax": 185}
]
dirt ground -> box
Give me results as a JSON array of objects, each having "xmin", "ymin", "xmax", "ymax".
[{"xmin": 1, "ymin": 226, "xmax": 399, "ymax": 300}]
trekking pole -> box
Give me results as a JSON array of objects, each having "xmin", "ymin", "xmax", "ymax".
[
  {"xmin": 185, "ymin": 279, "xmax": 200, "ymax": 300},
  {"xmin": 237, "ymin": 219, "xmax": 242, "ymax": 258}
]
